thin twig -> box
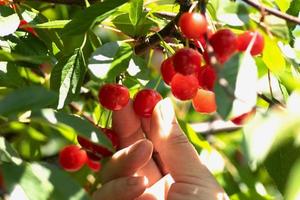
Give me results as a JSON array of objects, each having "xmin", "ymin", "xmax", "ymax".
[
  {"xmin": 241, "ymin": 0, "xmax": 300, "ymax": 25},
  {"xmin": 134, "ymin": 0, "xmax": 192, "ymax": 55},
  {"xmin": 69, "ymin": 102, "xmax": 95, "ymax": 124}
]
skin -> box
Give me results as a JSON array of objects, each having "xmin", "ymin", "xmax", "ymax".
[{"xmin": 92, "ymin": 98, "xmax": 229, "ymax": 200}]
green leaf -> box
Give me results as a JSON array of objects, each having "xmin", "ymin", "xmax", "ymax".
[
  {"xmin": 0, "ymin": 86, "xmax": 57, "ymax": 117},
  {"xmin": 129, "ymin": 0, "xmax": 144, "ymax": 26},
  {"xmin": 178, "ymin": 120, "xmax": 212, "ymax": 153},
  {"xmin": 88, "ymin": 42, "xmax": 132, "ymax": 81},
  {"xmin": 262, "ymin": 33, "xmax": 286, "ymax": 74},
  {"xmin": 0, "ymin": 50, "xmax": 51, "ymax": 65},
  {"xmin": 264, "ymin": 140, "xmax": 300, "ymax": 193},
  {"xmin": 4, "ymin": 33, "xmax": 50, "ymax": 66},
  {"xmin": 0, "ymin": 62, "xmax": 25, "ymax": 88},
  {"xmin": 128, "ymin": 54, "xmax": 151, "ymax": 80},
  {"xmin": 50, "ymin": 48, "xmax": 86, "ymax": 109},
  {"xmin": 0, "ymin": 137, "xmax": 22, "ymax": 164},
  {"xmin": 0, "ymin": 7, "xmax": 20, "ymax": 37},
  {"xmin": 1, "ymin": 162, "xmax": 90, "ymax": 200},
  {"xmin": 32, "ymin": 20, "xmax": 71, "ymax": 29},
  {"xmin": 113, "ymin": 13, "xmax": 156, "ymax": 37},
  {"xmin": 275, "ymin": 0, "xmax": 291, "ymax": 12},
  {"xmin": 214, "ymin": 54, "xmax": 240, "ymax": 119},
  {"xmin": 32, "ymin": 109, "xmax": 113, "ymax": 151},
  {"xmin": 285, "ymin": 159, "xmax": 300, "ymax": 200},
  {"xmin": 62, "ymin": 0, "xmax": 127, "ymax": 36}
]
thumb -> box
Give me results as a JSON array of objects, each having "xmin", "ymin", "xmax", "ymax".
[{"xmin": 149, "ymin": 98, "xmax": 223, "ymax": 187}]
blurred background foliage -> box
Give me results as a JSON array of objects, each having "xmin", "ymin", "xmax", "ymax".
[{"xmin": 0, "ymin": 0, "xmax": 300, "ymax": 199}]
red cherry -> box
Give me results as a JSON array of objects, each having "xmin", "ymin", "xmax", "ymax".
[
  {"xmin": 237, "ymin": 31, "xmax": 264, "ymax": 56},
  {"xmin": 98, "ymin": 83, "xmax": 130, "ymax": 111},
  {"xmin": 194, "ymin": 27, "xmax": 213, "ymax": 49},
  {"xmin": 0, "ymin": 0, "xmax": 6, "ymax": 5},
  {"xmin": 59, "ymin": 145, "xmax": 87, "ymax": 172},
  {"xmin": 192, "ymin": 89, "xmax": 216, "ymax": 113},
  {"xmin": 160, "ymin": 57, "xmax": 176, "ymax": 85},
  {"xmin": 231, "ymin": 109, "xmax": 256, "ymax": 125},
  {"xmin": 77, "ymin": 136, "xmax": 113, "ymax": 160},
  {"xmin": 133, "ymin": 89, "xmax": 162, "ymax": 118},
  {"xmin": 173, "ymin": 48, "xmax": 202, "ymax": 75},
  {"xmin": 209, "ymin": 29, "xmax": 237, "ymax": 64},
  {"xmin": 197, "ymin": 65, "xmax": 217, "ymax": 91},
  {"xmin": 19, "ymin": 20, "xmax": 37, "ymax": 36},
  {"xmin": 171, "ymin": 73, "xmax": 199, "ymax": 100},
  {"xmin": 0, "ymin": 170, "xmax": 4, "ymax": 190},
  {"xmin": 86, "ymin": 158, "xmax": 102, "ymax": 172},
  {"xmin": 179, "ymin": 12, "xmax": 208, "ymax": 39},
  {"xmin": 101, "ymin": 128, "xmax": 119, "ymax": 150}
]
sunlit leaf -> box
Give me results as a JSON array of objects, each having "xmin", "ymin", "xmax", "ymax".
[
  {"xmin": 1, "ymin": 162, "xmax": 90, "ymax": 200},
  {"xmin": 50, "ymin": 48, "xmax": 86, "ymax": 109}
]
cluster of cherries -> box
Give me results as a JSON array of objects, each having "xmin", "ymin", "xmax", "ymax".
[
  {"xmin": 58, "ymin": 11, "xmax": 264, "ymax": 172},
  {"xmin": 160, "ymin": 12, "xmax": 264, "ymax": 119}
]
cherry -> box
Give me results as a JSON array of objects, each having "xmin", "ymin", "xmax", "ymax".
[
  {"xmin": 86, "ymin": 158, "xmax": 102, "ymax": 172},
  {"xmin": 194, "ymin": 27, "xmax": 213, "ymax": 49},
  {"xmin": 160, "ymin": 56, "xmax": 176, "ymax": 85},
  {"xmin": 59, "ymin": 145, "xmax": 87, "ymax": 172},
  {"xmin": 231, "ymin": 109, "xmax": 255, "ymax": 125},
  {"xmin": 171, "ymin": 73, "xmax": 199, "ymax": 100},
  {"xmin": 197, "ymin": 65, "xmax": 217, "ymax": 91},
  {"xmin": 209, "ymin": 29, "xmax": 237, "ymax": 64},
  {"xmin": 133, "ymin": 89, "xmax": 162, "ymax": 118},
  {"xmin": 237, "ymin": 31, "xmax": 264, "ymax": 56},
  {"xmin": 173, "ymin": 48, "xmax": 202, "ymax": 75},
  {"xmin": 0, "ymin": 0, "xmax": 6, "ymax": 5},
  {"xmin": 19, "ymin": 20, "xmax": 37, "ymax": 36},
  {"xmin": 192, "ymin": 89, "xmax": 216, "ymax": 113},
  {"xmin": 98, "ymin": 83, "xmax": 130, "ymax": 111},
  {"xmin": 101, "ymin": 128, "xmax": 119, "ymax": 150},
  {"xmin": 179, "ymin": 12, "xmax": 208, "ymax": 39},
  {"xmin": 77, "ymin": 135, "xmax": 113, "ymax": 161}
]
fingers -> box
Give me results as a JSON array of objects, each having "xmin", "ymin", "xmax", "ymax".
[
  {"xmin": 92, "ymin": 176, "xmax": 148, "ymax": 200},
  {"xmin": 101, "ymin": 139, "xmax": 153, "ymax": 183},
  {"xmin": 112, "ymin": 100, "xmax": 145, "ymax": 148},
  {"xmin": 112, "ymin": 100, "xmax": 162, "ymax": 184},
  {"xmin": 149, "ymin": 98, "xmax": 223, "ymax": 188}
]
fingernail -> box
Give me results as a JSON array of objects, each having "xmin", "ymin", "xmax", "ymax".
[
  {"xmin": 158, "ymin": 98, "xmax": 175, "ymax": 130},
  {"xmin": 127, "ymin": 176, "xmax": 148, "ymax": 186}
]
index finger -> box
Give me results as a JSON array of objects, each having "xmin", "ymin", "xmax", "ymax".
[{"xmin": 112, "ymin": 100, "xmax": 145, "ymax": 148}]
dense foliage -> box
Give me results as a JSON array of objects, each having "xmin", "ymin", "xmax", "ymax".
[{"xmin": 0, "ymin": 0, "xmax": 300, "ymax": 199}]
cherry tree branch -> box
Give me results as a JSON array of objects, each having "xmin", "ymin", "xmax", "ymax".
[
  {"xmin": 241, "ymin": 0, "xmax": 300, "ymax": 25},
  {"xmin": 134, "ymin": 0, "xmax": 192, "ymax": 55}
]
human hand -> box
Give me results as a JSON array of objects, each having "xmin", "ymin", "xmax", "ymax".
[{"xmin": 92, "ymin": 98, "xmax": 229, "ymax": 200}]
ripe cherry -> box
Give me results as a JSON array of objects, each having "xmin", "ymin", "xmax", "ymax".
[
  {"xmin": 101, "ymin": 128, "xmax": 119, "ymax": 150},
  {"xmin": 171, "ymin": 73, "xmax": 199, "ymax": 100},
  {"xmin": 179, "ymin": 12, "xmax": 208, "ymax": 39},
  {"xmin": 86, "ymin": 158, "xmax": 102, "ymax": 172},
  {"xmin": 59, "ymin": 145, "xmax": 87, "ymax": 172},
  {"xmin": 237, "ymin": 31, "xmax": 264, "ymax": 56},
  {"xmin": 231, "ymin": 109, "xmax": 255, "ymax": 125},
  {"xmin": 77, "ymin": 135, "xmax": 113, "ymax": 161},
  {"xmin": 209, "ymin": 29, "xmax": 237, "ymax": 64},
  {"xmin": 161, "ymin": 56, "xmax": 176, "ymax": 85},
  {"xmin": 0, "ymin": 0, "xmax": 6, "ymax": 5},
  {"xmin": 133, "ymin": 89, "xmax": 162, "ymax": 118},
  {"xmin": 19, "ymin": 20, "xmax": 37, "ymax": 36},
  {"xmin": 173, "ymin": 48, "xmax": 202, "ymax": 75},
  {"xmin": 194, "ymin": 27, "xmax": 213, "ymax": 49},
  {"xmin": 197, "ymin": 65, "xmax": 217, "ymax": 91},
  {"xmin": 192, "ymin": 89, "xmax": 216, "ymax": 113},
  {"xmin": 98, "ymin": 83, "xmax": 130, "ymax": 111}
]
